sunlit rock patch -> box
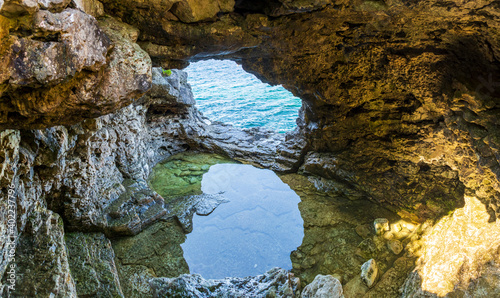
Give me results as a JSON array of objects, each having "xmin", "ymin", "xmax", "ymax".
[{"xmin": 402, "ymin": 195, "xmax": 500, "ymax": 297}]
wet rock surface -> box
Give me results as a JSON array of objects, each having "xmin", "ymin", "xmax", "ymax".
[
  {"xmin": 112, "ymin": 219, "xmax": 189, "ymax": 298},
  {"xmin": 301, "ymin": 274, "xmax": 344, "ymax": 298},
  {"xmin": 0, "ymin": 1, "xmax": 500, "ymax": 295},
  {"xmin": 149, "ymin": 267, "xmax": 300, "ymax": 298},
  {"xmin": 281, "ymin": 173, "xmax": 419, "ymax": 297}
]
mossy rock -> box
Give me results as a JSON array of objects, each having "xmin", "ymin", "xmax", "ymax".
[{"xmin": 148, "ymin": 152, "xmax": 235, "ymax": 200}]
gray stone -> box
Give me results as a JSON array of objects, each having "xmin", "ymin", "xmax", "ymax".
[
  {"xmin": 387, "ymin": 239, "xmax": 403, "ymax": 255},
  {"xmin": 5, "ymin": 209, "xmax": 78, "ymax": 297},
  {"xmin": 301, "ymin": 274, "xmax": 344, "ymax": 298},
  {"xmin": 9, "ymin": 9, "xmax": 111, "ymax": 86},
  {"xmin": 360, "ymin": 259, "xmax": 379, "ymax": 288},
  {"xmin": 164, "ymin": 192, "xmax": 228, "ymax": 233}
]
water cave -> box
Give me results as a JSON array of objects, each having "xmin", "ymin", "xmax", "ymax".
[{"xmin": 1, "ymin": 0, "xmax": 500, "ymax": 297}]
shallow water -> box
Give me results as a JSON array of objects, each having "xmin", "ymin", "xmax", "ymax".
[
  {"xmin": 185, "ymin": 59, "xmax": 302, "ymax": 133},
  {"xmin": 148, "ymin": 152, "xmax": 234, "ymax": 200},
  {"xmin": 182, "ymin": 163, "xmax": 304, "ymax": 279},
  {"xmin": 146, "ymin": 152, "xmax": 414, "ymax": 294}
]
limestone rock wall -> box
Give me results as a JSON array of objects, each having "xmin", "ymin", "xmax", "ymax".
[
  {"xmin": 103, "ymin": 0, "xmax": 500, "ymax": 220},
  {"xmin": 0, "ymin": 65, "xmax": 299, "ymax": 296}
]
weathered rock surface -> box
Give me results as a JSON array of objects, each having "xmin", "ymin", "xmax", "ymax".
[
  {"xmin": 282, "ymin": 173, "xmax": 415, "ymax": 291},
  {"xmin": 0, "ymin": 5, "xmax": 151, "ymax": 129},
  {"xmin": 65, "ymin": 232, "xmax": 124, "ymax": 297},
  {"xmin": 149, "ymin": 267, "xmax": 300, "ymax": 298},
  {"xmin": 361, "ymin": 259, "xmax": 379, "ymax": 288},
  {"xmin": 73, "ymin": 0, "xmax": 104, "ymax": 17},
  {"xmin": 301, "ymin": 274, "xmax": 344, "ymax": 298},
  {"xmin": 3, "ymin": 208, "xmax": 77, "ymax": 297},
  {"xmin": 402, "ymin": 195, "xmax": 500, "ymax": 297},
  {"xmin": 104, "ymin": 0, "xmax": 500, "ymax": 223}
]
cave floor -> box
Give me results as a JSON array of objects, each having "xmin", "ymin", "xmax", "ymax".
[{"xmin": 111, "ymin": 152, "xmax": 420, "ymax": 297}]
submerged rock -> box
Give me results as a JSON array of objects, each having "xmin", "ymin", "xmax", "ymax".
[
  {"xmin": 301, "ymin": 274, "xmax": 344, "ymax": 298},
  {"xmin": 149, "ymin": 267, "xmax": 300, "ymax": 298},
  {"xmin": 112, "ymin": 219, "xmax": 189, "ymax": 298},
  {"xmin": 165, "ymin": 192, "xmax": 228, "ymax": 232},
  {"xmin": 148, "ymin": 152, "xmax": 234, "ymax": 199}
]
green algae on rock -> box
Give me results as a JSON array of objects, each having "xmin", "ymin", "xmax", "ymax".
[
  {"xmin": 65, "ymin": 232, "xmax": 124, "ymax": 297},
  {"xmin": 402, "ymin": 195, "xmax": 500, "ymax": 297},
  {"xmin": 148, "ymin": 152, "xmax": 235, "ymax": 200},
  {"xmin": 112, "ymin": 219, "xmax": 189, "ymax": 298},
  {"xmin": 280, "ymin": 173, "xmax": 419, "ymax": 297},
  {"xmin": 3, "ymin": 208, "xmax": 77, "ymax": 297}
]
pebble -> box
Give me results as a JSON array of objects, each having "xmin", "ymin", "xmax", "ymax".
[
  {"xmin": 360, "ymin": 259, "xmax": 379, "ymax": 288},
  {"xmin": 387, "ymin": 239, "xmax": 403, "ymax": 255}
]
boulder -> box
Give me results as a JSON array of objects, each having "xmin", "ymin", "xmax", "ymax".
[
  {"xmin": 387, "ymin": 239, "xmax": 403, "ymax": 255},
  {"xmin": 302, "ymin": 274, "xmax": 344, "ymax": 298}
]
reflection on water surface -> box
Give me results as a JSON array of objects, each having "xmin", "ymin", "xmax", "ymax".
[{"xmin": 182, "ymin": 164, "xmax": 304, "ymax": 279}]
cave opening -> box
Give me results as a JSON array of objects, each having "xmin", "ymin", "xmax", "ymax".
[{"xmin": 185, "ymin": 59, "xmax": 302, "ymax": 134}]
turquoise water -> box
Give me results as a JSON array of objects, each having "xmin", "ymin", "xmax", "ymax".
[
  {"xmin": 185, "ymin": 60, "xmax": 302, "ymax": 133},
  {"xmin": 182, "ymin": 164, "xmax": 304, "ymax": 279}
]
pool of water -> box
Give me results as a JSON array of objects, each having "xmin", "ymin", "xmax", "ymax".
[
  {"xmin": 145, "ymin": 153, "xmax": 413, "ymax": 294},
  {"xmin": 181, "ymin": 163, "xmax": 304, "ymax": 279},
  {"xmin": 185, "ymin": 59, "xmax": 302, "ymax": 133}
]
